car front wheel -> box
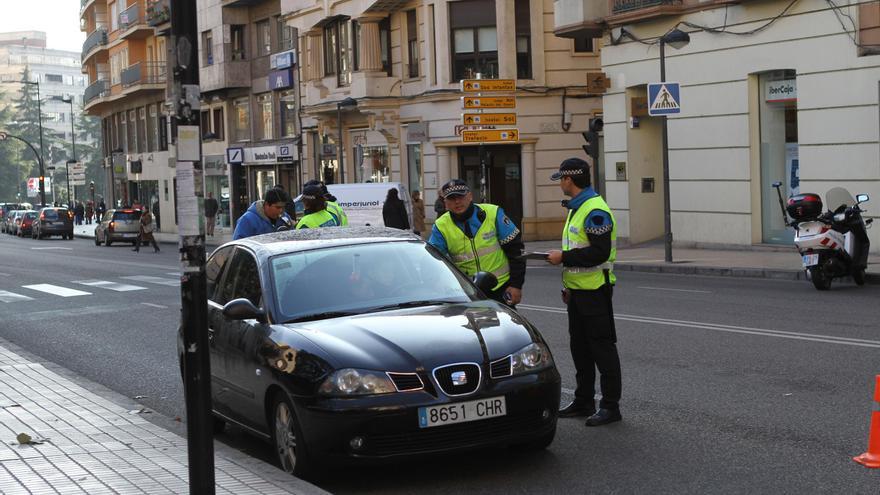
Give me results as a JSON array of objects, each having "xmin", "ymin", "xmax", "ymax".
[{"xmin": 271, "ymin": 392, "xmax": 315, "ymax": 479}]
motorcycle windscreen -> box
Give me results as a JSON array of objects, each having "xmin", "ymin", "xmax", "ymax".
[{"xmin": 825, "ymin": 187, "xmax": 855, "ymax": 212}]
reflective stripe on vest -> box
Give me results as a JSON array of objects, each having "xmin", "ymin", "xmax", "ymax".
[
  {"xmin": 562, "ymin": 196, "xmax": 617, "ymax": 290},
  {"xmin": 327, "ymin": 202, "xmax": 348, "ymax": 226},
  {"xmin": 435, "ymin": 204, "xmax": 510, "ymax": 291},
  {"xmin": 296, "ymin": 209, "xmax": 339, "ymax": 229}
]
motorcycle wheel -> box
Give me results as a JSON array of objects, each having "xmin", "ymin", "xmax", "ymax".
[
  {"xmin": 853, "ymin": 268, "xmax": 867, "ymax": 286},
  {"xmin": 810, "ymin": 267, "xmax": 832, "ymax": 290}
]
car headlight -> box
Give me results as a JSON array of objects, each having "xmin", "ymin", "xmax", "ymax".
[
  {"xmin": 511, "ymin": 343, "xmax": 553, "ymax": 375},
  {"xmin": 318, "ymin": 368, "xmax": 397, "ymax": 396}
]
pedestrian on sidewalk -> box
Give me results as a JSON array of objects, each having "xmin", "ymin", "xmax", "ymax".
[
  {"xmin": 546, "ymin": 158, "xmax": 622, "ymax": 427},
  {"xmin": 133, "ymin": 208, "xmax": 160, "ymax": 253},
  {"xmin": 411, "ymin": 190, "xmax": 426, "ymax": 236},
  {"xmin": 96, "ymin": 199, "xmax": 106, "ymax": 222},
  {"xmin": 85, "ymin": 201, "xmax": 94, "ymax": 225},
  {"xmin": 382, "ymin": 188, "xmax": 410, "ymax": 230},
  {"xmin": 204, "ymin": 192, "xmax": 219, "ymax": 236},
  {"xmin": 74, "ymin": 201, "xmax": 84, "ymax": 225}
]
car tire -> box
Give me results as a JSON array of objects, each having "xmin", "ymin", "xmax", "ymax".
[{"xmin": 271, "ymin": 392, "xmax": 316, "ymax": 479}]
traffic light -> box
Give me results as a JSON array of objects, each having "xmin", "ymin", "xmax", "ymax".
[{"xmin": 582, "ymin": 131, "xmax": 598, "ymax": 161}]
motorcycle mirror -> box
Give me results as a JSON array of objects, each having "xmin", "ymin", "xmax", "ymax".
[
  {"xmin": 771, "ymin": 181, "xmax": 782, "ymax": 188},
  {"xmin": 856, "ymin": 194, "xmax": 869, "ymax": 204}
]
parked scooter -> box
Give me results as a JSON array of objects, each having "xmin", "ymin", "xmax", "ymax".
[{"xmin": 772, "ymin": 183, "xmax": 872, "ymax": 290}]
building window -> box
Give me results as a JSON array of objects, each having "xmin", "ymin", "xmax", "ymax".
[
  {"xmin": 278, "ymin": 17, "xmax": 294, "ymax": 51},
  {"xmin": 324, "ymin": 19, "xmax": 353, "ymax": 86},
  {"xmin": 380, "ymin": 18, "xmax": 392, "ymax": 76},
  {"xmin": 407, "ymin": 143, "xmax": 422, "ymax": 194},
  {"xmin": 110, "ymin": 1, "xmax": 119, "ymax": 31},
  {"xmin": 407, "ymin": 10, "xmax": 419, "ymax": 78},
  {"xmin": 352, "ymin": 21, "xmax": 360, "ymax": 71},
  {"xmin": 231, "ymin": 25, "xmax": 246, "ymax": 60},
  {"xmin": 146, "ymin": 104, "xmax": 156, "ymax": 151},
  {"xmin": 515, "ymin": 0, "xmax": 531, "ymax": 79},
  {"xmin": 573, "ymin": 37, "xmax": 594, "ymax": 53},
  {"xmin": 45, "ymin": 74, "xmax": 63, "ymax": 83},
  {"xmin": 257, "ymin": 20, "xmax": 271, "ymax": 56},
  {"xmin": 200, "ymin": 110, "xmax": 211, "ymax": 138},
  {"xmin": 280, "ymin": 90, "xmax": 296, "ymax": 137},
  {"xmin": 323, "ymin": 21, "xmax": 338, "ymax": 76},
  {"xmin": 354, "ymin": 144, "xmax": 390, "ymax": 183},
  {"xmin": 450, "ymin": 0, "xmax": 498, "ymax": 81},
  {"xmin": 257, "ymin": 94, "xmax": 273, "ymax": 140},
  {"xmin": 213, "ymin": 107, "xmax": 224, "ymax": 141},
  {"xmin": 202, "ymin": 30, "xmax": 213, "ymax": 65},
  {"xmin": 234, "ymin": 98, "xmax": 250, "ymax": 142},
  {"xmin": 128, "ymin": 110, "xmax": 137, "ymax": 153},
  {"xmin": 158, "ymin": 115, "xmax": 168, "ymax": 151},
  {"xmin": 137, "ymin": 107, "xmax": 146, "ymax": 152}
]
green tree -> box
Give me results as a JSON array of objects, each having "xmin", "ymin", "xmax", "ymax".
[
  {"xmin": 0, "ymin": 89, "xmax": 25, "ymax": 201},
  {"xmin": 7, "ymin": 67, "xmax": 59, "ymax": 201}
]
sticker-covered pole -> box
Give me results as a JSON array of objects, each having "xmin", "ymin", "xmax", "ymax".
[{"xmin": 170, "ymin": 0, "xmax": 214, "ymax": 492}]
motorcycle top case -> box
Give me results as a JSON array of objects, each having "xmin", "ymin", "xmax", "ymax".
[{"xmin": 787, "ymin": 193, "xmax": 823, "ymax": 221}]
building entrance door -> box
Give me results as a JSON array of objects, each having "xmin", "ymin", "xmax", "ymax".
[
  {"xmin": 458, "ymin": 145, "xmax": 522, "ymax": 223},
  {"xmin": 759, "ymin": 71, "xmax": 798, "ymax": 244}
]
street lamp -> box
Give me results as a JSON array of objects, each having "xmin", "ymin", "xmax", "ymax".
[
  {"xmin": 658, "ymin": 28, "xmax": 690, "ymax": 263},
  {"xmin": 336, "ymin": 97, "xmax": 358, "ymax": 183},
  {"xmin": 61, "ymin": 95, "xmax": 77, "ymax": 204}
]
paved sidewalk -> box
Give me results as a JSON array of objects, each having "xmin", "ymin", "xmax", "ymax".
[
  {"xmin": 74, "ymin": 223, "xmax": 233, "ymax": 248},
  {"xmin": 0, "ymin": 340, "xmax": 326, "ymax": 495}
]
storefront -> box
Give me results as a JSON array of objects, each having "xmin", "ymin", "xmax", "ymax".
[
  {"xmin": 758, "ymin": 71, "xmax": 798, "ymax": 244},
  {"xmin": 351, "ymin": 129, "xmax": 391, "ymax": 183}
]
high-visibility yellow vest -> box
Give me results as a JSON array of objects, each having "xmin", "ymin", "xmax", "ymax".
[
  {"xmin": 435, "ymin": 204, "xmax": 509, "ymax": 291},
  {"xmin": 296, "ymin": 209, "xmax": 339, "ymax": 229},
  {"xmin": 562, "ymin": 196, "xmax": 616, "ymax": 290},
  {"xmin": 327, "ymin": 201, "xmax": 348, "ymax": 226}
]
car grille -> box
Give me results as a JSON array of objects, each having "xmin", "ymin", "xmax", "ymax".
[
  {"xmin": 365, "ymin": 411, "xmax": 547, "ymax": 457},
  {"xmin": 387, "ymin": 372, "xmax": 424, "ymax": 392},
  {"xmin": 433, "ymin": 363, "xmax": 480, "ymax": 396},
  {"xmin": 490, "ymin": 356, "xmax": 512, "ymax": 379}
]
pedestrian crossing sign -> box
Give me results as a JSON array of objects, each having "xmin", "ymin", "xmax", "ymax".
[{"xmin": 647, "ymin": 82, "xmax": 681, "ymax": 116}]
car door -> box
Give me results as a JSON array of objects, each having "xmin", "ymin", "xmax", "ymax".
[
  {"xmin": 214, "ymin": 246, "xmax": 262, "ymax": 425},
  {"xmin": 205, "ymin": 245, "xmax": 235, "ymax": 417}
]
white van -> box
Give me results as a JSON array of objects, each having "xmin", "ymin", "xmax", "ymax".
[{"xmin": 295, "ymin": 182, "xmax": 413, "ymax": 229}]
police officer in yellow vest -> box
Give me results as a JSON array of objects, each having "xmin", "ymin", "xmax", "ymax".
[
  {"xmin": 304, "ymin": 179, "xmax": 349, "ymax": 226},
  {"xmin": 546, "ymin": 158, "xmax": 622, "ymax": 427},
  {"xmin": 296, "ymin": 184, "xmax": 342, "ymax": 229},
  {"xmin": 428, "ymin": 179, "xmax": 525, "ymax": 306}
]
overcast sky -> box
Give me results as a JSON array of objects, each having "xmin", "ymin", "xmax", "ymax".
[{"xmin": 0, "ymin": 0, "xmax": 85, "ymax": 53}]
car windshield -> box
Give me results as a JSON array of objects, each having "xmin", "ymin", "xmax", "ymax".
[
  {"xmin": 43, "ymin": 209, "xmax": 60, "ymax": 220},
  {"xmin": 113, "ymin": 211, "xmax": 140, "ymax": 221},
  {"xmin": 271, "ymin": 241, "xmax": 477, "ymax": 322}
]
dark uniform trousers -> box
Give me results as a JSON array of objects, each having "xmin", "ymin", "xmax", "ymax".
[{"xmin": 567, "ymin": 284, "xmax": 621, "ymax": 410}]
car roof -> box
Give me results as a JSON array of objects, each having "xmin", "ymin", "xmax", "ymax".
[{"xmin": 231, "ymin": 226, "xmax": 421, "ymax": 257}]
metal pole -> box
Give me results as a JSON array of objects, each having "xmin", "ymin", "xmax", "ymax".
[
  {"xmin": 35, "ymin": 82, "xmax": 46, "ymax": 206},
  {"xmin": 337, "ymin": 103, "xmax": 344, "ymax": 183},
  {"xmin": 660, "ymin": 39, "xmax": 673, "ymax": 263},
  {"xmin": 70, "ymin": 99, "xmax": 76, "ymax": 202},
  {"xmin": 170, "ymin": 0, "xmax": 214, "ymax": 493}
]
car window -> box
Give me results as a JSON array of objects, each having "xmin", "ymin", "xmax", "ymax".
[
  {"xmin": 43, "ymin": 209, "xmax": 59, "ymax": 220},
  {"xmin": 24, "ymin": 212, "xmax": 37, "ymax": 219},
  {"xmin": 206, "ymin": 246, "xmax": 234, "ymax": 302},
  {"xmin": 113, "ymin": 211, "xmax": 140, "ymax": 221},
  {"xmin": 216, "ymin": 248, "xmax": 262, "ymax": 307},
  {"xmin": 272, "ymin": 241, "xmax": 476, "ymax": 322}
]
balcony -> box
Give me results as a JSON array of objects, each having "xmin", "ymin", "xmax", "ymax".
[
  {"xmin": 554, "ymin": 0, "xmax": 609, "ymax": 38},
  {"xmin": 84, "ymin": 79, "xmax": 110, "ymax": 107},
  {"xmin": 612, "ymin": 0, "xmax": 680, "ymax": 13},
  {"xmin": 121, "ymin": 61, "xmax": 167, "ymax": 90},
  {"xmin": 82, "ymin": 28, "xmax": 108, "ymax": 63},
  {"xmin": 146, "ymin": 0, "xmax": 170, "ymax": 28},
  {"xmin": 118, "ymin": 3, "xmax": 153, "ymax": 39},
  {"xmin": 605, "ymin": 0, "xmax": 694, "ymax": 25}
]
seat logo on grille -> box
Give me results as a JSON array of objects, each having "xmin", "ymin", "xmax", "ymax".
[{"xmin": 451, "ymin": 371, "xmax": 468, "ymax": 386}]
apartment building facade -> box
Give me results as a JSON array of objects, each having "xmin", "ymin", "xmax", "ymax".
[
  {"xmin": 281, "ymin": 0, "xmax": 605, "ymax": 239},
  {"xmin": 556, "ymin": 0, "xmax": 880, "ymax": 249},
  {"xmin": 81, "ymin": 0, "xmax": 170, "ymax": 222}
]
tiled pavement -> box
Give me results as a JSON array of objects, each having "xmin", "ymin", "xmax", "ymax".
[{"xmin": 0, "ymin": 343, "xmax": 326, "ymax": 495}]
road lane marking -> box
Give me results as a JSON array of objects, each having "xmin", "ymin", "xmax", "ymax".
[
  {"xmin": 141, "ymin": 302, "xmax": 168, "ymax": 309},
  {"xmin": 73, "ymin": 280, "xmax": 147, "ymax": 292},
  {"xmin": 22, "ymin": 284, "xmax": 92, "ymax": 297},
  {"xmin": 517, "ymin": 304, "xmax": 880, "ymax": 349},
  {"xmin": 0, "ymin": 291, "xmax": 34, "ymax": 303},
  {"xmin": 121, "ymin": 275, "xmax": 180, "ymax": 287},
  {"xmin": 637, "ymin": 286, "xmax": 712, "ymax": 294},
  {"xmin": 30, "ymin": 247, "xmax": 73, "ymax": 250}
]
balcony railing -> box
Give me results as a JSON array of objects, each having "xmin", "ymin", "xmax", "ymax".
[
  {"xmin": 611, "ymin": 0, "xmax": 680, "ymax": 14},
  {"xmin": 84, "ymin": 79, "xmax": 110, "ymax": 105},
  {"xmin": 146, "ymin": 0, "xmax": 170, "ymax": 26},
  {"xmin": 82, "ymin": 28, "xmax": 108, "ymax": 60},
  {"xmin": 119, "ymin": 3, "xmax": 144, "ymax": 31},
  {"xmin": 121, "ymin": 61, "xmax": 167, "ymax": 88}
]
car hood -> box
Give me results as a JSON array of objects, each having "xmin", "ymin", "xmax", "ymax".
[{"xmin": 283, "ymin": 301, "xmax": 539, "ymax": 372}]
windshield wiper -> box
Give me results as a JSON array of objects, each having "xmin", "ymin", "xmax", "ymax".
[
  {"xmin": 285, "ymin": 311, "xmax": 358, "ymax": 323},
  {"xmin": 365, "ymin": 299, "xmax": 463, "ymax": 313}
]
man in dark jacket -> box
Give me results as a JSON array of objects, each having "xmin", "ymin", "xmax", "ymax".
[
  {"xmin": 204, "ymin": 192, "xmax": 219, "ymax": 236},
  {"xmin": 382, "ymin": 188, "xmax": 410, "ymax": 230}
]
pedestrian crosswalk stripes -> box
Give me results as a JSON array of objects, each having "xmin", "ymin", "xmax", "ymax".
[
  {"xmin": 73, "ymin": 280, "xmax": 147, "ymax": 292},
  {"xmin": 121, "ymin": 275, "xmax": 180, "ymax": 287},
  {"xmin": 0, "ymin": 290, "xmax": 34, "ymax": 303},
  {"xmin": 23, "ymin": 284, "xmax": 93, "ymax": 297}
]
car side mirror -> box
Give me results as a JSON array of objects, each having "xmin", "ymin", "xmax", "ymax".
[
  {"xmin": 223, "ymin": 298, "xmax": 268, "ymax": 324},
  {"xmin": 856, "ymin": 194, "xmax": 869, "ymax": 204},
  {"xmin": 472, "ymin": 272, "xmax": 498, "ymax": 294}
]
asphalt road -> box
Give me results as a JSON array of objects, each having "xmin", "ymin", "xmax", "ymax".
[{"xmin": 0, "ymin": 232, "xmax": 878, "ymax": 493}]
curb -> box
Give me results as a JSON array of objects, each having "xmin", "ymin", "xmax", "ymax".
[
  {"xmin": 615, "ymin": 262, "xmax": 880, "ymax": 284},
  {"xmin": 74, "ymin": 232, "xmax": 229, "ymax": 248}
]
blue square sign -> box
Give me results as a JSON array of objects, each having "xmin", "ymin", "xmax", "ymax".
[{"xmin": 647, "ymin": 82, "xmax": 681, "ymax": 116}]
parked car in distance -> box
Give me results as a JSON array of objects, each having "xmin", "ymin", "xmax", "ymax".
[
  {"xmin": 94, "ymin": 209, "xmax": 142, "ymax": 246},
  {"xmin": 0, "ymin": 203, "xmax": 27, "ymax": 232},
  {"xmin": 17, "ymin": 211, "xmax": 38, "ymax": 238},
  {"xmin": 6, "ymin": 210, "xmax": 26, "ymax": 236},
  {"xmin": 180, "ymin": 227, "xmax": 561, "ymax": 479},
  {"xmin": 32, "ymin": 207, "xmax": 74, "ymax": 240}
]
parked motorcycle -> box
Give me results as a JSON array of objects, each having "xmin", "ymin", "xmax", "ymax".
[{"xmin": 772, "ymin": 183, "xmax": 872, "ymax": 290}]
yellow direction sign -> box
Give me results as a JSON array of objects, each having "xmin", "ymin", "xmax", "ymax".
[
  {"xmin": 462, "ymin": 96, "xmax": 516, "ymax": 109},
  {"xmin": 460, "ymin": 79, "xmax": 516, "ymax": 92},
  {"xmin": 462, "ymin": 113, "xmax": 517, "ymax": 125},
  {"xmin": 461, "ymin": 129, "xmax": 519, "ymax": 143}
]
